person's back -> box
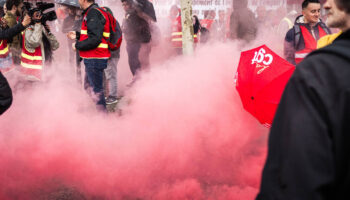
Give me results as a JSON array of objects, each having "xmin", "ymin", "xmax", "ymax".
[{"xmin": 257, "ymin": 0, "xmax": 350, "ymax": 199}]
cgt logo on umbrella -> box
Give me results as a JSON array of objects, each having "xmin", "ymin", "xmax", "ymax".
[
  {"xmin": 251, "ymin": 48, "xmax": 273, "ymax": 74},
  {"xmin": 236, "ymin": 45, "xmax": 295, "ymax": 127}
]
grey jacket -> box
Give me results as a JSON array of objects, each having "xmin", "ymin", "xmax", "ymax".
[{"xmin": 24, "ymin": 23, "xmax": 59, "ymax": 65}]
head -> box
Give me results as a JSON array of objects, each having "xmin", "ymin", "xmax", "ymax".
[
  {"xmin": 78, "ymin": 0, "xmax": 94, "ymax": 10},
  {"xmin": 121, "ymin": 0, "xmax": 133, "ymax": 13},
  {"xmin": 302, "ymin": 0, "xmax": 321, "ymax": 24},
  {"xmin": 6, "ymin": 0, "xmax": 23, "ymax": 16},
  {"xmin": 324, "ymin": 0, "xmax": 350, "ymax": 31},
  {"xmin": 169, "ymin": 5, "xmax": 179, "ymax": 19}
]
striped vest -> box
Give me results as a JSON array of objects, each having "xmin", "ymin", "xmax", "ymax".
[{"xmin": 79, "ymin": 7, "xmax": 111, "ymax": 59}]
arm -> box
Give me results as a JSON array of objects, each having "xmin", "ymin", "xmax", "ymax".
[
  {"xmin": 257, "ymin": 61, "xmax": 334, "ymax": 199},
  {"xmin": 0, "ymin": 71, "xmax": 12, "ymax": 115},
  {"xmin": 24, "ymin": 24, "xmax": 44, "ymax": 50},
  {"xmin": 284, "ymin": 29, "xmax": 296, "ymax": 65},
  {"xmin": 0, "ymin": 23, "xmax": 25, "ymax": 40},
  {"xmin": 75, "ymin": 8, "xmax": 105, "ymax": 51},
  {"xmin": 43, "ymin": 25, "xmax": 60, "ymax": 51}
]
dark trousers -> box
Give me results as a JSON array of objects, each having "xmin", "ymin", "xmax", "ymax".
[
  {"xmin": 83, "ymin": 58, "xmax": 108, "ymax": 110},
  {"xmin": 126, "ymin": 42, "xmax": 141, "ymax": 76},
  {"xmin": 126, "ymin": 42, "xmax": 151, "ymax": 76}
]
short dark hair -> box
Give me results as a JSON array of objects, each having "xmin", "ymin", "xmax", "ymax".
[
  {"xmin": 6, "ymin": 0, "xmax": 22, "ymax": 10},
  {"xmin": 336, "ymin": 0, "xmax": 350, "ymax": 14},
  {"xmin": 302, "ymin": 0, "xmax": 320, "ymax": 10}
]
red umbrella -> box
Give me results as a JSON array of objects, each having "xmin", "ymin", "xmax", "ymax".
[{"xmin": 235, "ymin": 45, "xmax": 295, "ymax": 127}]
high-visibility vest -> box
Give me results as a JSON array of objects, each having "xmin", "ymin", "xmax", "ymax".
[
  {"xmin": 295, "ymin": 25, "xmax": 328, "ymax": 64},
  {"xmin": 0, "ymin": 40, "xmax": 10, "ymax": 58},
  {"xmin": 171, "ymin": 16, "xmax": 198, "ymax": 48},
  {"xmin": 0, "ymin": 39, "xmax": 14, "ymax": 74},
  {"xmin": 317, "ymin": 31, "xmax": 342, "ymax": 49},
  {"xmin": 20, "ymin": 31, "xmax": 43, "ymax": 81},
  {"xmin": 200, "ymin": 19, "xmax": 214, "ymax": 30},
  {"xmin": 79, "ymin": 7, "xmax": 111, "ymax": 59}
]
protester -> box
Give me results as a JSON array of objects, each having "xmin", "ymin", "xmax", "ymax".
[
  {"xmin": 20, "ymin": 11, "xmax": 59, "ymax": 81},
  {"xmin": 102, "ymin": 6, "xmax": 121, "ymax": 105},
  {"xmin": 121, "ymin": 0, "xmax": 152, "ymax": 78},
  {"xmin": 277, "ymin": 9, "xmax": 298, "ymax": 37},
  {"xmin": 0, "ymin": 14, "xmax": 31, "ymax": 114},
  {"xmin": 256, "ymin": 0, "xmax": 350, "ymax": 199},
  {"xmin": 169, "ymin": 5, "xmax": 198, "ymax": 54},
  {"xmin": 317, "ymin": 0, "xmax": 347, "ymax": 48},
  {"xmin": 68, "ymin": 0, "xmax": 111, "ymax": 110},
  {"xmin": 4, "ymin": 0, "xmax": 24, "ymax": 66},
  {"xmin": 0, "ymin": 71, "xmax": 11, "ymax": 115},
  {"xmin": 284, "ymin": 0, "xmax": 331, "ymax": 65},
  {"xmin": 229, "ymin": 0, "xmax": 257, "ymax": 43},
  {"xmin": 213, "ymin": 10, "xmax": 228, "ymax": 41}
]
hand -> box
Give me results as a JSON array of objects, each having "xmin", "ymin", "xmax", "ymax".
[
  {"xmin": 72, "ymin": 42, "xmax": 76, "ymax": 51},
  {"xmin": 21, "ymin": 14, "xmax": 31, "ymax": 27},
  {"xmin": 67, "ymin": 31, "xmax": 76, "ymax": 40}
]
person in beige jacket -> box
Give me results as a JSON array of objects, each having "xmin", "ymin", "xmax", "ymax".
[{"xmin": 21, "ymin": 12, "xmax": 59, "ymax": 81}]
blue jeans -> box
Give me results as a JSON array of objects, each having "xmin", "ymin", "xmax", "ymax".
[{"xmin": 83, "ymin": 58, "xmax": 108, "ymax": 110}]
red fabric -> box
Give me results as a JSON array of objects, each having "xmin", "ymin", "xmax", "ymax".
[
  {"xmin": 20, "ymin": 32, "xmax": 43, "ymax": 80},
  {"xmin": 79, "ymin": 7, "xmax": 111, "ymax": 59},
  {"xmin": 200, "ymin": 19, "xmax": 214, "ymax": 30},
  {"xmin": 0, "ymin": 40, "xmax": 9, "ymax": 58},
  {"xmin": 236, "ymin": 45, "xmax": 295, "ymax": 126},
  {"xmin": 295, "ymin": 25, "xmax": 328, "ymax": 64},
  {"xmin": 171, "ymin": 15, "xmax": 182, "ymax": 48}
]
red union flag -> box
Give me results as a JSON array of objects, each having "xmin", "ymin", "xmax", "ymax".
[{"xmin": 235, "ymin": 45, "xmax": 295, "ymax": 127}]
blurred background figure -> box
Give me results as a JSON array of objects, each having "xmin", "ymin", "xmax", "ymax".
[
  {"xmin": 229, "ymin": 0, "xmax": 257, "ymax": 43},
  {"xmin": 4, "ymin": 0, "xmax": 24, "ymax": 66},
  {"xmin": 121, "ymin": 0, "xmax": 155, "ymax": 80}
]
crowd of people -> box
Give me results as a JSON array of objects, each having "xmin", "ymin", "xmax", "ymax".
[{"xmin": 0, "ymin": 0, "xmax": 350, "ymax": 199}]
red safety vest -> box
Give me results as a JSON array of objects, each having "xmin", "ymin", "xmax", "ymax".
[
  {"xmin": 0, "ymin": 40, "xmax": 9, "ymax": 58},
  {"xmin": 0, "ymin": 39, "xmax": 14, "ymax": 74},
  {"xmin": 200, "ymin": 19, "xmax": 214, "ymax": 30},
  {"xmin": 20, "ymin": 31, "xmax": 43, "ymax": 81},
  {"xmin": 295, "ymin": 25, "xmax": 328, "ymax": 64},
  {"xmin": 79, "ymin": 7, "xmax": 111, "ymax": 59},
  {"xmin": 171, "ymin": 15, "xmax": 198, "ymax": 48}
]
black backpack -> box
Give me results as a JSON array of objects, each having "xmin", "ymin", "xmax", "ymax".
[{"xmin": 99, "ymin": 7, "xmax": 123, "ymax": 51}]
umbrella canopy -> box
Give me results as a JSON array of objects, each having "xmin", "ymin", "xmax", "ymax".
[
  {"xmin": 236, "ymin": 45, "xmax": 295, "ymax": 126},
  {"xmin": 55, "ymin": 0, "xmax": 79, "ymax": 8},
  {"xmin": 133, "ymin": 0, "xmax": 156, "ymax": 22}
]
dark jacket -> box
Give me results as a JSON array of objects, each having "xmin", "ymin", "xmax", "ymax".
[
  {"xmin": 122, "ymin": 10, "xmax": 151, "ymax": 43},
  {"xmin": 0, "ymin": 22, "xmax": 25, "ymax": 40},
  {"xmin": 257, "ymin": 29, "xmax": 350, "ymax": 200},
  {"xmin": 0, "ymin": 71, "xmax": 12, "ymax": 115},
  {"xmin": 75, "ymin": 4, "xmax": 106, "ymax": 51},
  {"xmin": 284, "ymin": 15, "xmax": 331, "ymax": 65},
  {"xmin": 229, "ymin": 7, "xmax": 257, "ymax": 42}
]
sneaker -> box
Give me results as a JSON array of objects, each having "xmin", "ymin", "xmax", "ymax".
[{"xmin": 106, "ymin": 96, "xmax": 118, "ymax": 105}]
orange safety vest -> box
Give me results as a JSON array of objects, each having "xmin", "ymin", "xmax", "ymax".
[
  {"xmin": 295, "ymin": 25, "xmax": 328, "ymax": 64},
  {"xmin": 171, "ymin": 16, "xmax": 198, "ymax": 48},
  {"xmin": 200, "ymin": 19, "xmax": 214, "ymax": 30},
  {"xmin": 20, "ymin": 31, "xmax": 43, "ymax": 81},
  {"xmin": 79, "ymin": 7, "xmax": 111, "ymax": 59}
]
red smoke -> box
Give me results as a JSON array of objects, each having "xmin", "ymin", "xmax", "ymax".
[{"xmin": 0, "ymin": 6, "xmax": 272, "ymax": 198}]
